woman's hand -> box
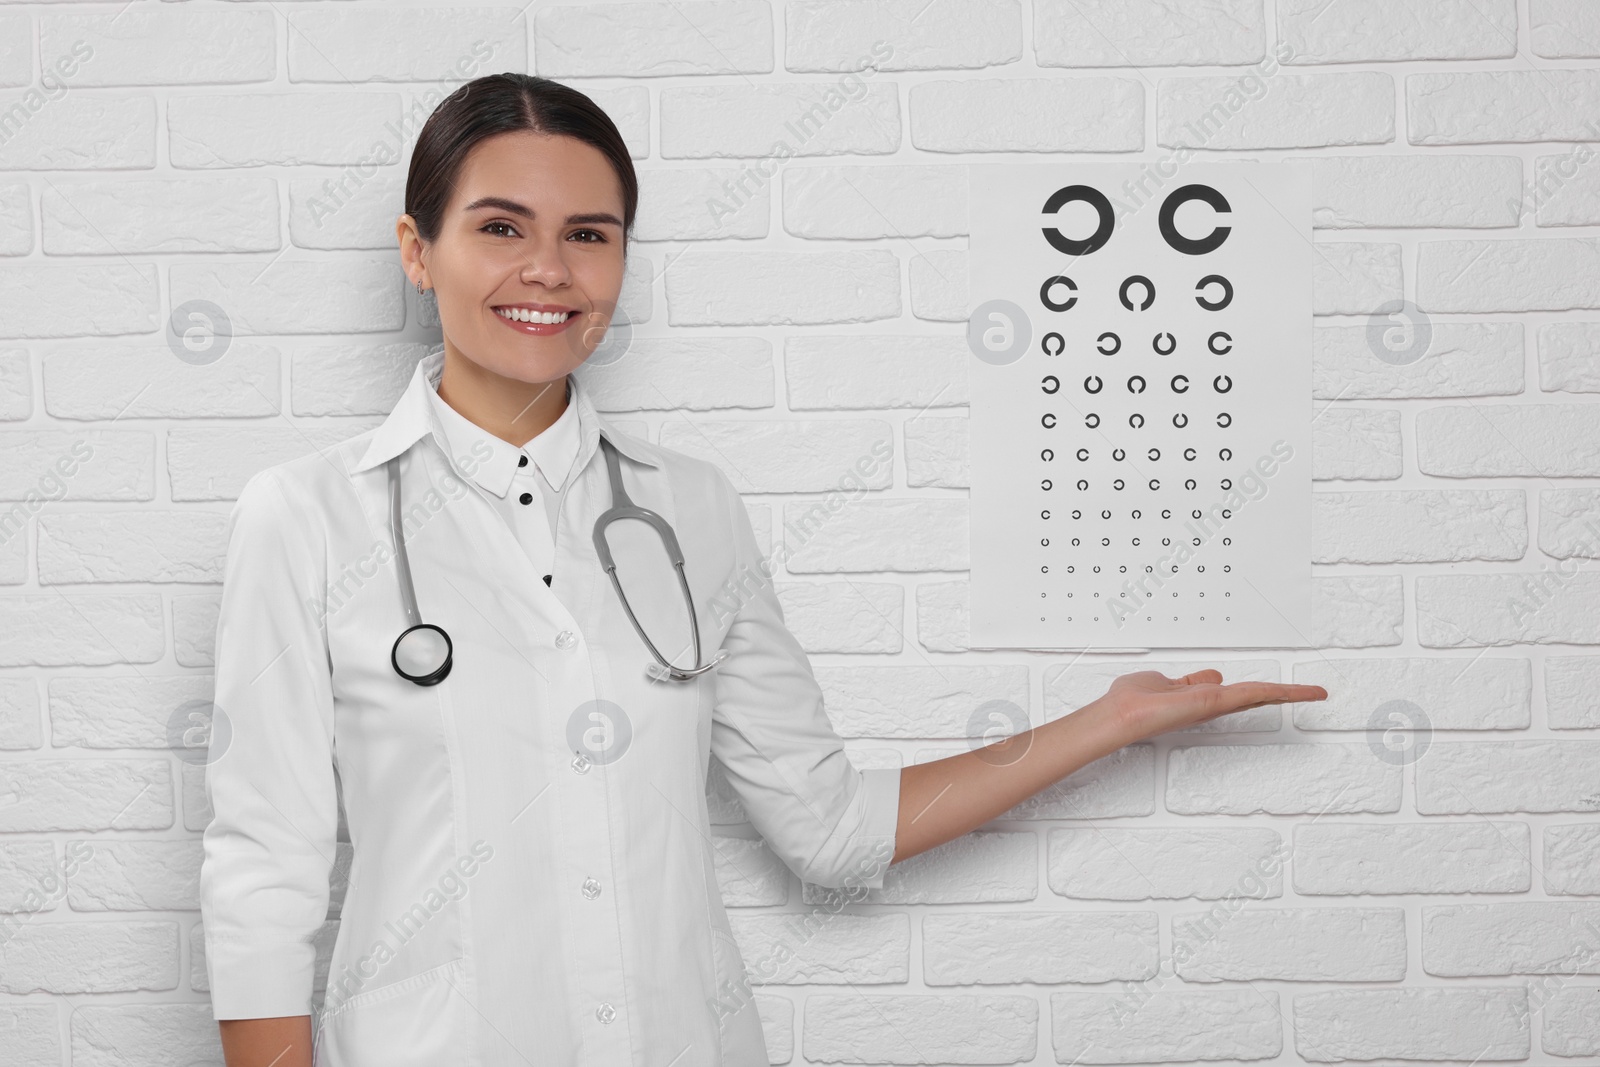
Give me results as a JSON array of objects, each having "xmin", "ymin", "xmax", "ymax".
[
  {"xmin": 891, "ymin": 669, "xmax": 1331, "ymax": 866},
  {"xmin": 1101, "ymin": 669, "xmax": 1329, "ymax": 742}
]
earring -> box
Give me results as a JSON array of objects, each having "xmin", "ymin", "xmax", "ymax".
[{"xmin": 415, "ymin": 279, "xmax": 424, "ymax": 295}]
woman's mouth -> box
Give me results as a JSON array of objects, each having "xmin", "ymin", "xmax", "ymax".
[{"xmin": 492, "ymin": 305, "xmax": 580, "ymax": 335}]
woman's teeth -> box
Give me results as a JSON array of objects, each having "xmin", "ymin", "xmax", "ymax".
[{"xmin": 496, "ymin": 307, "xmax": 574, "ymax": 324}]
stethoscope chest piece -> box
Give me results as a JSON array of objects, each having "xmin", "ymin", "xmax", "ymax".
[{"xmin": 392, "ymin": 621, "xmax": 452, "ymax": 686}]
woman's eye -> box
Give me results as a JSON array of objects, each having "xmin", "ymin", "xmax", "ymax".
[
  {"xmin": 482, "ymin": 221, "xmax": 518, "ymax": 238},
  {"xmin": 569, "ymin": 229, "xmax": 605, "ymax": 243}
]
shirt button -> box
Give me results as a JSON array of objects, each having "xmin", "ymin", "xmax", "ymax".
[
  {"xmin": 519, "ymin": 492, "xmax": 534, "ymax": 505},
  {"xmin": 518, "ymin": 454, "xmax": 529, "ymax": 468},
  {"xmin": 571, "ymin": 751, "xmax": 591, "ymax": 774},
  {"xmin": 555, "ymin": 630, "xmax": 577, "ymax": 650},
  {"xmin": 596, "ymin": 1003, "xmax": 615, "ymax": 1025},
  {"xmin": 582, "ymin": 877, "xmax": 601, "ymax": 899}
]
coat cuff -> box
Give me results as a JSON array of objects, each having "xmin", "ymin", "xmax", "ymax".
[
  {"xmin": 849, "ymin": 764, "xmax": 902, "ymax": 891},
  {"xmin": 205, "ymin": 934, "xmax": 318, "ymax": 1020}
]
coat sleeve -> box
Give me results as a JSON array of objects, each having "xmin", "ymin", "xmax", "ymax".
[
  {"xmin": 705, "ymin": 468, "xmax": 900, "ymax": 891},
  {"xmin": 200, "ymin": 466, "xmax": 339, "ymax": 1019}
]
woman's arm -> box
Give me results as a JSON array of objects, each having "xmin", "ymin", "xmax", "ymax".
[
  {"xmin": 218, "ymin": 1017, "xmax": 313, "ymax": 1067},
  {"xmin": 203, "ymin": 469, "xmax": 340, "ymax": 1046},
  {"xmin": 892, "ymin": 670, "xmax": 1329, "ymax": 864}
]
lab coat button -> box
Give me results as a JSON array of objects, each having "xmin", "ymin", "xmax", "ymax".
[
  {"xmin": 581, "ymin": 877, "xmax": 601, "ymax": 899},
  {"xmin": 596, "ymin": 1003, "xmax": 615, "ymax": 1024},
  {"xmin": 571, "ymin": 752, "xmax": 591, "ymax": 774},
  {"xmin": 555, "ymin": 630, "xmax": 577, "ymax": 650}
]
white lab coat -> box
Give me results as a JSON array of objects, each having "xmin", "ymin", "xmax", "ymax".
[{"xmin": 199, "ymin": 347, "xmax": 902, "ymax": 1066}]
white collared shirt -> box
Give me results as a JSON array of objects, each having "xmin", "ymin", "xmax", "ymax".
[
  {"xmin": 422, "ymin": 348, "xmax": 580, "ymax": 586},
  {"xmin": 199, "ymin": 346, "xmax": 900, "ymax": 1067}
]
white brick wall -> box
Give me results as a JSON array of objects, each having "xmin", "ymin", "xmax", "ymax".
[{"xmin": 2, "ymin": 1, "xmax": 1598, "ymax": 1063}]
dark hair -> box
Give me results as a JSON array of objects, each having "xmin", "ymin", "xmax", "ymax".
[{"xmin": 404, "ymin": 73, "xmax": 638, "ymax": 247}]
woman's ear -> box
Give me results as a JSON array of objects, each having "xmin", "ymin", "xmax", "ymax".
[{"xmin": 395, "ymin": 213, "xmax": 429, "ymax": 288}]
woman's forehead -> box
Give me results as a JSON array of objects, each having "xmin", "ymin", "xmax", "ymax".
[{"xmin": 450, "ymin": 133, "xmax": 623, "ymax": 212}]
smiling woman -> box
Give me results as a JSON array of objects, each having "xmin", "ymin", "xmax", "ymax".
[
  {"xmin": 395, "ymin": 75, "xmax": 635, "ymax": 439},
  {"xmin": 202, "ymin": 72, "xmax": 1328, "ymax": 1067}
]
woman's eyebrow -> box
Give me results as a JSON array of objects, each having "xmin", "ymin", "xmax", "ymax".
[{"xmin": 461, "ymin": 196, "xmax": 621, "ymax": 227}]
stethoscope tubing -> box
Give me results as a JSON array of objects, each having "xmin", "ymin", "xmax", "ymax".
[
  {"xmin": 592, "ymin": 435, "xmax": 727, "ymax": 681},
  {"xmin": 387, "ymin": 436, "xmax": 721, "ymax": 686},
  {"xmin": 388, "ymin": 457, "xmax": 454, "ymax": 686}
]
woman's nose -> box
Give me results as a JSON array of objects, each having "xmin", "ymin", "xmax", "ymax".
[{"xmin": 519, "ymin": 239, "xmax": 572, "ymax": 288}]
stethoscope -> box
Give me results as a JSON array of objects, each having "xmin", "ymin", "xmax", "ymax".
[{"xmin": 387, "ymin": 435, "xmax": 728, "ymax": 687}]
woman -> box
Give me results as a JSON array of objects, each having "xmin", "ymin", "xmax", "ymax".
[{"xmin": 201, "ymin": 73, "xmax": 1328, "ymax": 1067}]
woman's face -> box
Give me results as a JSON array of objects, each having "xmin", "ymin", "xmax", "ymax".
[{"xmin": 404, "ymin": 129, "xmax": 628, "ymax": 384}]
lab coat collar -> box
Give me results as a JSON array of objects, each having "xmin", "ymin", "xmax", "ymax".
[{"xmin": 350, "ymin": 344, "xmax": 661, "ymax": 482}]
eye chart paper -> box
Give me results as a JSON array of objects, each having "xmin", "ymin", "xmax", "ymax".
[{"xmin": 967, "ymin": 163, "xmax": 1313, "ymax": 649}]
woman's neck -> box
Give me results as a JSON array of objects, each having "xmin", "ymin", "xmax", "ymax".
[{"xmin": 436, "ymin": 344, "xmax": 569, "ymax": 449}]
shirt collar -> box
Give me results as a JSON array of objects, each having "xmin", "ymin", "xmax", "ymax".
[{"xmin": 350, "ymin": 344, "xmax": 661, "ymax": 485}]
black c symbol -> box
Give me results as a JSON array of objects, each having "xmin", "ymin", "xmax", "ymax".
[
  {"xmin": 1196, "ymin": 275, "xmax": 1233, "ymax": 310},
  {"xmin": 1041, "ymin": 448, "xmax": 1054, "ymax": 461},
  {"xmin": 1214, "ymin": 375, "xmax": 1232, "ymax": 393},
  {"xmin": 1220, "ymin": 448, "xmax": 1233, "ymax": 461},
  {"xmin": 1148, "ymin": 448, "xmax": 1160, "ymax": 461},
  {"xmin": 1119, "ymin": 275, "xmax": 1155, "ymax": 311},
  {"xmin": 1084, "ymin": 413, "xmax": 1100, "ymax": 429},
  {"xmin": 1171, "ymin": 374, "xmax": 1189, "ymax": 393},
  {"xmin": 1040, "ymin": 275, "xmax": 1078, "ymax": 312},
  {"xmin": 1129, "ymin": 413, "xmax": 1144, "ymax": 429},
  {"xmin": 1159, "ymin": 184, "xmax": 1232, "ymax": 255},
  {"xmin": 1150, "ymin": 479, "xmax": 1160, "ymax": 491},
  {"xmin": 1041, "ymin": 479, "xmax": 1052, "ymax": 490},
  {"xmin": 1040, "ymin": 184, "xmax": 1115, "ymax": 256},
  {"xmin": 1183, "ymin": 447, "xmax": 1196, "ymax": 460},
  {"xmin": 1097, "ymin": 332, "xmax": 1120, "ymax": 355},
  {"xmin": 1084, "ymin": 376, "xmax": 1102, "ymax": 394},
  {"xmin": 1112, "ymin": 448, "xmax": 1125, "ymax": 461},
  {"xmin": 1217, "ymin": 412, "xmax": 1232, "ymax": 428},
  {"xmin": 1173, "ymin": 412, "xmax": 1189, "ymax": 428},
  {"xmin": 1041, "ymin": 332, "xmax": 1065, "ymax": 356},
  {"xmin": 1041, "ymin": 375, "xmax": 1059, "ymax": 394},
  {"xmin": 1127, "ymin": 375, "xmax": 1145, "ymax": 394},
  {"xmin": 1208, "ymin": 331, "xmax": 1232, "ymax": 354},
  {"xmin": 1076, "ymin": 448, "xmax": 1089, "ymax": 461},
  {"xmin": 1153, "ymin": 332, "xmax": 1176, "ymax": 355},
  {"xmin": 1041, "ymin": 412, "xmax": 1057, "ymax": 428}
]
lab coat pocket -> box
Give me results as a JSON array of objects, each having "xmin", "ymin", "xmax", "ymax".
[
  {"xmin": 708, "ymin": 927, "xmax": 768, "ymax": 1067},
  {"xmin": 315, "ymin": 957, "xmax": 468, "ymax": 1067}
]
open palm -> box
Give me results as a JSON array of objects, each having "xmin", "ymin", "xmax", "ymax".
[{"xmin": 1103, "ymin": 669, "xmax": 1330, "ymax": 741}]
